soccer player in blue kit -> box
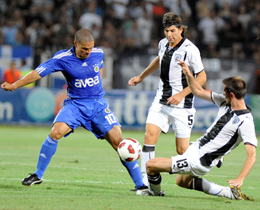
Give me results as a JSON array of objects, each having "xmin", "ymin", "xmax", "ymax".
[{"xmin": 1, "ymin": 29, "xmax": 147, "ymax": 190}]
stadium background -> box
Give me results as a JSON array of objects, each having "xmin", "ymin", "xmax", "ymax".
[{"xmin": 0, "ymin": 0, "xmax": 260, "ymax": 132}]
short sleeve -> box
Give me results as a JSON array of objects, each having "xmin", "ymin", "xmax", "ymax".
[
  {"xmin": 211, "ymin": 92, "xmax": 226, "ymax": 107},
  {"xmin": 36, "ymin": 58, "xmax": 63, "ymax": 77},
  {"xmin": 239, "ymin": 118, "xmax": 258, "ymax": 147},
  {"xmin": 188, "ymin": 47, "xmax": 204, "ymax": 74}
]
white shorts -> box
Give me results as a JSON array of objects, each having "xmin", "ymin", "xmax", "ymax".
[
  {"xmin": 171, "ymin": 142, "xmax": 213, "ymax": 177},
  {"xmin": 146, "ymin": 102, "xmax": 196, "ymax": 138}
]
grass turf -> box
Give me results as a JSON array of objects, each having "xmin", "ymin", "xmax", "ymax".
[{"xmin": 0, "ymin": 125, "xmax": 259, "ymax": 210}]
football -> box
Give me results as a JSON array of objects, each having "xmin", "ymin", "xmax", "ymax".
[{"xmin": 117, "ymin": 138, "xmax": 142, "ymax": 162}]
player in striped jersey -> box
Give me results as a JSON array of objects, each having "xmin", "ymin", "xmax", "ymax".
[
  {"xmin": 129, "ymin": 12, "xmax": 207, "ymax": 188},
  {"xmin": 137, "ymin": 60, "xmax": 257, "ymax": 200},
  {"xmin": 1, "ymin": 29, "xmax": 146, "ymax": 191}
]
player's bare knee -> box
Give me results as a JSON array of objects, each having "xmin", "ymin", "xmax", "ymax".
[
  {"xmin": 176, "ymin": 147, "xmax": 186, "ymax": 155},
  {"xmin": 144, "ymin": 132, "xmax": 156, "ymax": 145},
  {"xmin": 50, "ymin": 129, "xmax": 63, "ymax": 140}
]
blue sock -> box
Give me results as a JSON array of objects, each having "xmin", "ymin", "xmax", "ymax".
[
  {"xmin": 121, "ymin": 159, "xmax": 145, "ymax": 188},
  {"xmin": 35, "ymin": 135, "xmax": 59, "ymax": 179}
]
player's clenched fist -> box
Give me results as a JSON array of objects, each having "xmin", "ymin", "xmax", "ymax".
[{"xmin": 1, "ymin": 82, "xmax": 15, "ymax": 91}]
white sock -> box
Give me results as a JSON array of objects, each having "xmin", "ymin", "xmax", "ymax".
[
  {"xmin": 191, "ymin": 178, "xmax": 232, "ymax": 198},
  {"xmin": 141, "ymin": 144, "xmax": 155, "ymax": 186}
]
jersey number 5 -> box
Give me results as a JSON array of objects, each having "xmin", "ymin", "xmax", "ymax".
[{"xmin": 188, "ymin": 115, "xmax": 193, "ymax": 126}]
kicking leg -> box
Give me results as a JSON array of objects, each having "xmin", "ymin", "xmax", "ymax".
[{"xmin": 105, "ymin": 126, "xmax": 146, "ymax": 189}]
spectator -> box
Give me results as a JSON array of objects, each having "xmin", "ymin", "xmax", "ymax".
[
  {"xmin": 197, "ymin": 9, "xmax": 225, "ymax": 54},
  {"xmin": 13, "ymin": 8, "xmax": 25, "ymax": 31},
  {"xmin": 112, "ymin": 0, "xmax": 129, "ymax": 20},
  {"xmin": 237, "ymin": 3, "xmax": 251, "ymax": 30},
  {"xmin": 228, "ymin": 11, "xmax": 244, "ymax": 43},
  {"xmin": 124, "ymin": 19, "xmax": 142, "ymax": 50},
  {"xmin": 196, "ymin": 0, "xmax": 214, "ymax": 20},
  {"xmin": 52, "ymin": 15, "xmax": 74, "ymax": 47},
  {"xmin": 218, "ymin": 2, "xmax": 232, "ymax": 22},
  {"xmin": 2, "ymin": 19, "xmax": 18, "ymax": 46},
  {"xmin": 101, "ymin": 20, "xmax": 118, "ymax": 49},
  {"xmin": 3, "ymin": 61, "xmax": 21, "ymax": 84},
  {"xmin": 31, "ymin": 0, "xmax": 54, "ymax": 23},
  {"xmin": 78, "ymin": 1, "xmax": 102, "ymax": 39},
  {"xmin": 128, "ymin": 0, "xmax": 144, "ymax": 19},
  {"xmin": 164, "ymin": 0, "xmax": 191, "ymax": 17},
  {"xmin": 25, "ymin": 20, "xmax": 40, "ymax": 46},
  {"xmin": 217, "ymin": 21, "xmax": 233, "ymax": 57},
  {"xmin": 137, "ymin": 9, "xmax": 153, "ymax": 49},
  {"xmin": 152, "ymin": 0, "xmax": 166, "ymax": 39}
]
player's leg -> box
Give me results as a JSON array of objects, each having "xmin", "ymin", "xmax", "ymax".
[
  {"xmin": 137, "ymin": 157, "xmax": 172, "ymax": 196},
  {"xmin": 35, "ymin": 122, "xmax": 72, "ymax": 177},
  {"xmin": 172, "ymin": 108, "xmax": 195, "ymax": 155},
  {"xmin": 22, "ymin": 100, "xmax": 76, "ymax": 186},
  {"xmin": 104, "ymin": 125, "xmax": 146, "ymax": 190},
  {"xmin": 141, "ymin": 123, "xmax": 161, "ymax": 186},
  {"xmin": 175, "ymin": 137, "xmax": 190, "ymax": 154},
  {"xmin": 22, "ymin": 122, "xmax": 72, "ymax": 186},
  {"xmin": 139, "ymin": 153, "xmax": 193, "ymax": 196},
  {"xmin": 188, "ymin": 176, "xmax": 251, "ymax": 200},
  {"xmin": 142, "ymin": 103, "xmax": 170, "ymax": 186}
]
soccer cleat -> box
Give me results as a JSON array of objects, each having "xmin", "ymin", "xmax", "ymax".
[
  {"xmin": 148, "ymin": 190, "xmax": 165, "ymax": 196},
  {"xmin": 130, "ymin": 186, "xmax": 138, "ymax": 192},
  {"xmin": 130, "ymin": 185, "xmax": 148, "ymax": 192},
  {"xmin": 136, "ymin": 187, "xmax": 165, "ymax": 196},
  {"xmin": 136, "ymin": 187, "xmax": 150, "ymax": 196},
  {"xmin": 22, "ymin": 173, "xmax": 42, "ymax": 186},
  {"xmin": 156, "ymin": 190, "xmax": 165, "ymax": 196},
  {"xmin": 229, "ymin": 186, "xmax": 254, "ymax": 201}
]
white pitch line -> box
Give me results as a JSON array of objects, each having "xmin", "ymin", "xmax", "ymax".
[
  {"xmin": 0, "ymin": 177, "xmax": 177, "ymax": 186},
  {"xmin": 0, "ymin": 178, "xmax": 257, "ymax": 190},
  {"xmin": 0, "ymin": 162, "xmax": 126, "ymax": 172}
]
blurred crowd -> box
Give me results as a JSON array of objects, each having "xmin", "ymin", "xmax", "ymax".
[{"xmin": 0, "ymin": 0, "xmax": 260, "ymax": 77}]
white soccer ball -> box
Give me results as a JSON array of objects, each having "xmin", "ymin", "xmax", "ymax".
[{"xmin": 117, "ymin": 138, "xmax": 142, "ymax": 162}]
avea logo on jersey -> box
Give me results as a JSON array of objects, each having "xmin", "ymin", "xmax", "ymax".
[{"xmin": 75, "ymin": 76, "xmax": 99, "ymax": 88}]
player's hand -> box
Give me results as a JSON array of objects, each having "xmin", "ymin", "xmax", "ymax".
[
  {"xmin": 177, "ymin": 59, "xmax": 191, "ymax": 76},
  {"xmin": 166, "ymin": 92, "xmax": 185, "ymax": 105},
  {"xmin": 227, "ymin": 178, "xmax": 244, "ymax": 188},
  {"xmin": 1, "ymin": 82, "xmax": 15, "ymax": 91},
  {"xmin": 128, "ymin": 76, "xmax": 143, "ymax": 86}
]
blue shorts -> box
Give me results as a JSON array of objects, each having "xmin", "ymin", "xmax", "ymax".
[{"xmin": 53, "ymin": 97, "xmax": 120, "ymax": 139}]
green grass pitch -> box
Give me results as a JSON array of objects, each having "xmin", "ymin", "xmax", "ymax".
[{"xmin": 0, "ymin": 125, "xmax": 259, "ymax": 210}]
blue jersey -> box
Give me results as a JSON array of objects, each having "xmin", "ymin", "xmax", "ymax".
[{"xmin": 36, "ymin": 46, "xmax": 105, "ymax": 99}]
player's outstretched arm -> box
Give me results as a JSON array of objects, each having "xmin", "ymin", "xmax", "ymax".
[
  {"xmin": 1, "ymin": 70, "xmax": 42, "ymax": 91},
  {"xmin": 166, "ymin": 69, "xmax": 207, "ymax": 105},
  {"xmin": 227, "ymin": 143, "xmax": 256, "ymax": 188},
  {"xmin": 178, "ymin": 59, "xmax": 212, "ymax": 102},
  {"xmin": 128, "ymin": 56, "xmax": 160, "ymax": 86}
]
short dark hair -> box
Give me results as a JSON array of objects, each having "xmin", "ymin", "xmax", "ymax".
[
  {"xmin": 74, "ymin": 29, "xmax": 94, "ymax": 44},
  {"xmin": 162, "ymin": 12, "xmax": 188, "ymax": 36},
  {"xmin": 222, "ymin": 76, "xmax": 246, "ymax": 99}
]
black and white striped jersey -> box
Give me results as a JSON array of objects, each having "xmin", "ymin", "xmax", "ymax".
[
  {"xmin": 197, "ymin": 92, "xmax": 258, "ymax": 167},
  {"xmin": 154, "ymin": 37, "xmax": 204, "ymax": 108}
]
